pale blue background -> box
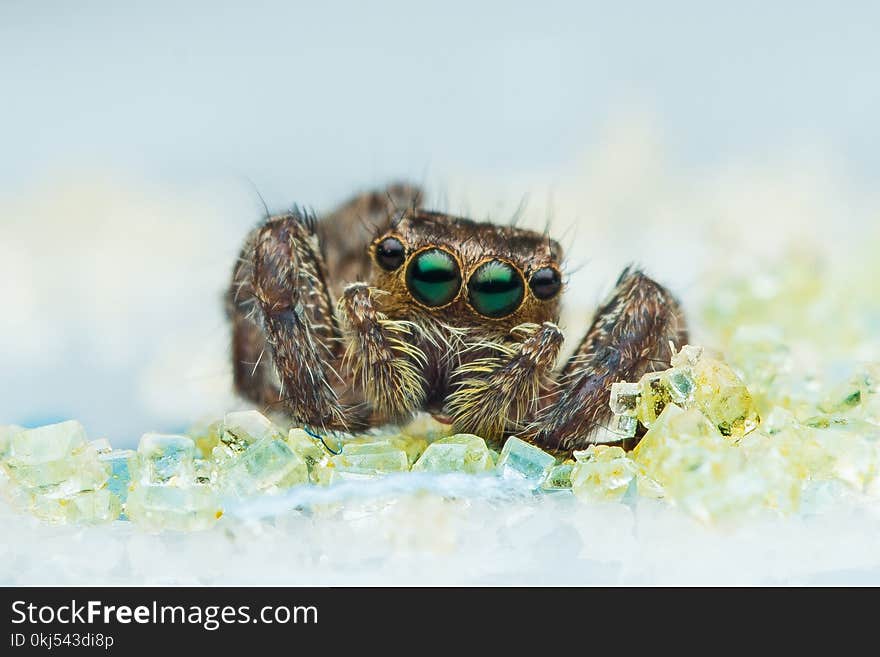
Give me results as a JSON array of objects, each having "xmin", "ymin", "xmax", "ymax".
[
  {"xmin": 1, "ymin": 1, "xmax": 878, "ymax": 441},
  {"xmin": 3, "ymin": 1, "xmax": 878, "ymax": 202}
]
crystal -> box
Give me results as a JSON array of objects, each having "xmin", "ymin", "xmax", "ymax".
[
  {"xmin": 637, "ymin": 372, "xmax": 671, "ymax": 427},
  {"xmin": 400, "ymin": 413, "xmax": 456, "ymax": 442},
  {"xmin": 691, "ymin": 355, "xmax": 760, "ymax": 437},
  {"xmin": 287, "ymin": 428, "xmax": 330, "ymax": 464},
  {"xmin": 541, "ymin": 463, "xmax": 574, "ymax": 491},
  {"xmin": 736, "ymin": 430, "xmax": 801, "ymax": 513},
  {"xmin": 808, "ymin": 418, "xmax": 880, "ymax": 492},
  {"xmin": 221, "ymin": 410, "xmax": 283, "ymax": 453},
  {"xmin": 671, "ymin": 344, "xmax": 704, "ymax": 368},
  {"xmin": 88, "ymin": 438, "xmax": 113, "ymax": 455},
  {"xmin": 9, "ymin": 420, "xmax": 86, "ymax": 465},
  {"xmin": 412, "ymin": 434, "xmax": 494, "ymax": 474},
  {"xmin": 663, "ymin": 367, "xmax": 696, "ymax": 405},
  {"xmin": 4, "ymin": 424, "xmax": 109, "ymax": 494},
  {"xmin": 385, "ymin": 435, "xmax": 429, "ymax": 466},
  {"xmin": 63, "ymin": 489, "xmax": 121, "ymax": 524},
  {"xmin": 0, "ymin": 425, "xmax": 23, "ymax": 460},
  {"xmin": 609, "ymin": 414, "xmax": 638, "ymax": 439},
  {"xmin": 100, "ymin": 449, "xmax": 135, "ymax": 505},
  {"xmin": 188, "ymin": 420, "xmax": 223, "ymax": 459},
  {"xmin": 632, "ymin": 404, "xmax": 767, "ymax": 521},
  {"xmin": 136, "ymin": 434, "xmax": 196, "ymax": 485},
  {"xmin": 570, "ymin": 445, "xmax": 640, "ymax": 502},
  {"xmin": 325, "ymin": 468, "xmax": 382, "ymax": 484},
  {"xmin": 194, "ymin": 459, "xmax": 213, "ymax": 485},
  {"xmin": 496, "ymin": 436, "xmax": 556, "ymax": 485},
  {"xmin": 609, "ymin": 382, "xmax": 641, "ymax": 417},
  {"xmin": 126, "ymin": 484, "xmax": 221, "ymax": 532},
  {"xmin": 632, "ymin": 404, "xmax": 726, "ymax": 479},
  {"xmin": 219, "ymin": 438, "xmax": 309, "ymax": 496},
  {"xmin": 332, "ymin": 440, "xmax": 409, "ymax": 474}
]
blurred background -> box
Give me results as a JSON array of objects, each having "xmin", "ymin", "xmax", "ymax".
[{"xmin": 2, "ymin": 1, "xmax": 879, "ymax": 445}]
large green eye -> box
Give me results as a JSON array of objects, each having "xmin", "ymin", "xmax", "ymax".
[
  {"xmin": 467, "ymin": 260, "xmax": 525, "ymax": 318},
  {"xmin": 405, "ymin": 248, "xmax": 462, "ymax": 307}
]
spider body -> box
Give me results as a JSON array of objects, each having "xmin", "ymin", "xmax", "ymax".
[{"xmin": 227, "ymin": 184, "xmax": 687, "ymax": 454}]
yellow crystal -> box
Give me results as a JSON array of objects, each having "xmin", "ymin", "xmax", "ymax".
[{"xmin": 691, "ymin": 356, "xmax": 760, "ymax": 437}]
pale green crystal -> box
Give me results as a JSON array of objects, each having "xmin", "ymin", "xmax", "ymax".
[
  {"xmin": 65, "ymin": 489, "xmax": 121, "ymax": 523},
  {"xmin": 663, "ymin": 367, "xmax": 696, "ymax": 405},
  {"xmin": 332, "ymin": 441, "xmax": 409, "ymax": 475},
  {"xmin": 9, "ymin": 420, "xmax": 86, "ymax": 466},
  {"xmin": 137, "ymin": 433, "xmax": 196, "ymax": 485},
  {"xmin": 541, "ymin": 463, "xmax": 574, "ymax": 491},
  {"xmin": 4, "ymin": 423, "xmax": 108, "ymax": 494},
  {"xmin": 412, "ymin": 434, "xmax": 494, "ymax": 473},
  {"xmin": 126, "ymin": 484, "xmax": 221, "ymax": 532},
  {"xmin": 609, "ymin": 414, "xmax": 638, "ymax": 439},
  {"xmin": 496, "ymin": 436, "xmax": 556, "ymax": 485},
  {"xmin": 570, "ymin": 445, "xmax": 641, "ymax": 502},
  {"xmin": 632, "ymin": 404, "xmax": 766, "ymax": 521},
  {"xmin": 29, "ymin": 488, "xmax": 123, "ymax": 524},
  {"xmin": 194, "ymin": 459, "xmax": 213, "ymax": 484},
  {"xmin": 221, "ymin": 410, "xmax": 283, "ymax": 453},
  {"xmin": 287, "ymin": 428, "xmax": 329, "ymax": 464},
  {"xmin": 609, "ymin": 382, "xmax": 641, "ymax": 417},
  {"xmin": 670, "ymin": 345, "xmax": 704, "ymax": 369},
  {"xmin": 219, "ymin": 438, "xmax": 309, "ymax": 496}
]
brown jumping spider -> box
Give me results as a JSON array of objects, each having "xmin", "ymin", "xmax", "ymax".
[{"xmin": 226, "ymin": 184, "xmax": 687, "ymax": 454}]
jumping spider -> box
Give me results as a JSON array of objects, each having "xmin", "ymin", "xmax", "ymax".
[{"xmin": 227, "ymin": 184, "xmax": 687, "ymax": 454}]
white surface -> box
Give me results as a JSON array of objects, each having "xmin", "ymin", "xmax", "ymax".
[{"xmin": 3, "ymin": 474, "xmax": 879, "ymax": 585}]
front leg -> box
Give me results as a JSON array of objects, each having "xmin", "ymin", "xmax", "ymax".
[
  {"xmin": 339, "ymin": 283, "xmax": 428, "ymax": 424},
  {"xmin": 446, "ymin": 322, "xmax": 564, "ymax": 440},
  {"xmin": 525, "ymin": 268, "xmax": 687, "ymax": 454},
  {"xmin": 227, "ymin": 210, "xmax": 354, "ymax": 431}
]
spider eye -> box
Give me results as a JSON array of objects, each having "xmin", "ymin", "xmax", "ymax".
[
  {"xmin": 375, "ymin": 237, "xmax": 406, "ymax": 271},
  {"xmin": 529, "ymin": 267, "xmax": 562, "ymax": 300},
  {"xmin": 467, "ymin": 260, "xmax": 525, "ymax": 318},
  {"xmin": 406, "ymin": 248, "xmax": 462, "ymax": 307}
]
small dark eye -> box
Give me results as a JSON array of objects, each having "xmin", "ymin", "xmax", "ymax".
[
  {"xmin": 406, "ymin": 248, "xmax": 462, "ymax": 307},
  {"xmin": 375, "ymin": 237, "xmax": 405, "ymax": 271},
  {"xmin": 529, "ymin": 267, "xmax": 562, "ymax": 300},
  {"xmin": 467, "ymin": 260, "xmax": 525, "ymax": 318}
]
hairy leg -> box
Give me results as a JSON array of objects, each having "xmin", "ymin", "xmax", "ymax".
[
  {"xmin": 227, "ymin": 210, "xmax": 356, "ymax": 431},
  {"xmin": 446, "ymin": 322, "xmax": 564, "ymax": 441},
  {"xmin": 338, "ymin": 283, "xmax": 428, "ymax": 424},
  {"xmin": 525, "ymin": 268, "xmax": 687, "ymax": 454}
]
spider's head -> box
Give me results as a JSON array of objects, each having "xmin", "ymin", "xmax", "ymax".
[{"xmin": 368, "ymin": 210, "xmax": 563, "ymax": 330}]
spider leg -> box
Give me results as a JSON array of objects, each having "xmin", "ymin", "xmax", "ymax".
[
  {"xmin": 445, "ymin": 322, "xmax": 564, "ymax": 441},
  {"xmin": 338, "ymin": 283, "xmax": 428, "ymax": 424},
  {"xmin": 227, "ymin": 210, "xmax": 355, "ymax": 431},
  {"xmin": 524, "ymin": 267, "xmax": 688, "ymax": 454}
]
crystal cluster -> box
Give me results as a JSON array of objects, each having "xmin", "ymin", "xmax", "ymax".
[
  {"xmin": 6, "ymin": 329, "xmax": 880, "ymax": 530},
  {"xmin": 0, "ymin": 421, "xmax": 118, "ymax": 524},
  {"xmin": 570, "ymin": 445, "xmax": 662, "ymax": 502},
  {"xmin": 609, "ymin": 345, "xmax": 760, "ymax": 439}
]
